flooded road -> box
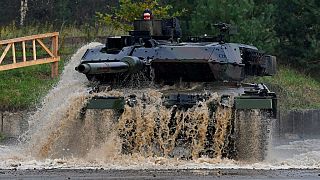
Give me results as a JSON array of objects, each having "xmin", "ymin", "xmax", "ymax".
[
  {"xmin": 0, "ymin": 43, "xmax": 319, "ymax": 179},
  {"xmin": 0, "ymin": 169, "xmax": 320, "ymax": 179},
  {"xmin": 1, "ymin": 138, "xmax": 320, "ymax": 170}
]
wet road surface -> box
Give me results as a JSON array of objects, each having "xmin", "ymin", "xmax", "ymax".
[{"xmin": 0, "ymin": 168, "xmax": 320, "ymax": 180}]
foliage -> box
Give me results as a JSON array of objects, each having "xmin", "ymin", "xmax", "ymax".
[
  {"xmin": 0, "ymin": 23, "xmax": 120, "ymax": 40},
  {"xmin": 0, "ymin": 0, "xmax": 117, "ymax": 26},
  {"xmin": 275, "ymin": 0, "xmax": 320, "ymax": 74},
  {"xmin": 1, "ymin": 0, "xmax": 319, "ymax": 76},
  {"xmin": 96, "ymin": 0, "xmax": 185, "ymax": 31},
  {"xmin": 190, "ymin": 0, "xmax": 277, "ymax": 53},
  {"xmin": 164, "ymin": 0, "xmax": 197, "ymax": 36}
]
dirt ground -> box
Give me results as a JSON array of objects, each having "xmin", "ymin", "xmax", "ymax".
[{"xmin": 0, "ymin": 168, "xmax": 320, "ymax": 180}]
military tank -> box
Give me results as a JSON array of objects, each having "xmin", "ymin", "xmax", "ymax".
[{"xmin": 75, "ymin": 17, "xmax": 277, "ymax": 161}]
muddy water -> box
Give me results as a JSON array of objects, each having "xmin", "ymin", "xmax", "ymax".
[
  {"xmin": 116, "ymin": 91, "xmax": 234, "ymax": 159},
  {"xmin": 0, "ymin": 43, "xmax": 319, "ymax": 170},
  {"xmin": 31, "ymin": 87, "xmax": 234, "ymax": 160}
]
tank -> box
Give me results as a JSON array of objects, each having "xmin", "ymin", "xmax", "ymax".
[{"xmin": 75, "ymin": 19, "xmax": 277, "ymax": 161}]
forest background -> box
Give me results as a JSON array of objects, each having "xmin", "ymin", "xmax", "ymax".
[{"xmin": 1, "ymin": 0, "xmax": 319, "ymax": 76}]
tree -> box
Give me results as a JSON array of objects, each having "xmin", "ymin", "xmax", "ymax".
[
  {"xmin": 190, "ymin": 0, "xmax": 277, "ymax": 53},
  {"xmin": 0, "ymin": 0, "xmax": 20, "ymax": 26},
  {"xmin": 275, "ymin": 0, "xmax": 320, "ymax": 74},
  {"xmin": 20, "ymin": 0, "xmax": 28, "ymax": 26},
  {"xmin": 97, "ymin": 0, "xmax": 181, "ymax": 31},
  {"xmin": 165, "ymin": 0, "xmax": 197, "ymax": 36}
]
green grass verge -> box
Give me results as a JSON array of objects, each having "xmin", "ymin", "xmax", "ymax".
[
  {"xmin": 0, "ymin": 64, "xmax": 58, "ymax": 109},
  {"xmin": 252, "ymin": 66, "xmax": 320, "ymax": 110},
  {"xmin": 0, "ymin": 23, "xmax": 122, "ymax": 40},
  {"xmin": 0, "ymin": 45, "xmax": 77, "ymax": 110}
]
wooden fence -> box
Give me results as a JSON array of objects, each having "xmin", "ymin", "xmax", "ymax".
[{"xmin": 0, "ymin": 32, "xmax": 60, "ymax": 78}]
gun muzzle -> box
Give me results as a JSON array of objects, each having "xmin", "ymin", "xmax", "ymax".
[{"xmin": 76, "ymin": 56, "xmax": 144, "ymax": 75}]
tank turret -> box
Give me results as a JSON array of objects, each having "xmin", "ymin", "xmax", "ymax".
[{"xmin": 76, "ymin": 17, "xmax": 275, "ymax": 83}]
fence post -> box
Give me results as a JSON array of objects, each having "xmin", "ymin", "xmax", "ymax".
[{"xmin": 51, "ymin": 34, "xmax": 59, "ymax": 78}]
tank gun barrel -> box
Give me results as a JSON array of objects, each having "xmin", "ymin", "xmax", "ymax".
[
  {"xmin": 77, "ymin": 62, "xmax": 129, "ymax": 74},
  {"xmin": 76, "ymin": 56, "xmax": 144, "ymax": 75}
]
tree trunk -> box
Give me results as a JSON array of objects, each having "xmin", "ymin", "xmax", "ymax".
[{"xmin": 20, "ymin": 0, "xmax": 28, "ymax": 26}]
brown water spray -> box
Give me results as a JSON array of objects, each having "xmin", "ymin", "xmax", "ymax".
[
  {"xmin": 116, "ymin": 90, "xmax": 235, "ymax": 159},
  {"xmin": 213, "ymin": 106, "xmax": 232, "ymax": 158},
  {"xmin": 31, "ymin": 84, "xmax": 277, "ymax": 165}
]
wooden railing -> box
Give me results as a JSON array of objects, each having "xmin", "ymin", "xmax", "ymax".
[{"xmin": 0, "ymin": 32, "xmax": 60, "ymax": 78}]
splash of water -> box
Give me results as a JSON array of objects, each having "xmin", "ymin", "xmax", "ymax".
[
  {"xmin": 235, "ymin": 110, "xmax": 271, "ymax": 162},
  {"xmin": 22, "ymin": 43, "xmax": 101, "ymax": 159},
  {"xmin": 29, "ymin": 86, "xmax": 236, "ymax": 161},
  {"xmin": 116, "ymin": 90, "xmax": 232, "ymax": 159}
]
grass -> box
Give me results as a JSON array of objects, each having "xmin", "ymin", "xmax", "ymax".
[
  {"xmin": 252, "ymin": 66, "xmax": 320, "ymax": 110},
  {"xmin": 0, "ymin": 22, "xmax": 122, "ymax": 40},
  {"xmin": 0, "ymin": 45, "xmax": 77, "ymax": 110},
  {"xmin": 0, "ymin": 65, "xmax": 55, "ymax": 110}
]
